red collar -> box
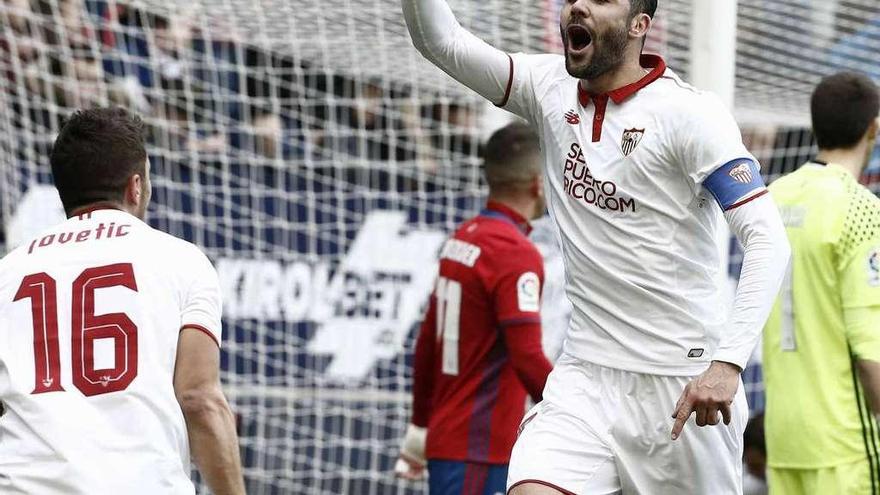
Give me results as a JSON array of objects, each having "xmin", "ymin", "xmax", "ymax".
[
  {"xmin": 68, "ymin": 202, "xmax": 123, "ymax": 219},
  {"xmin": 484, "ymin": 200, "xmax": 532, "ymax": 235},
  {"xmin": 578, "ymin": 54, "xmax": 666, "ymax": 107}
]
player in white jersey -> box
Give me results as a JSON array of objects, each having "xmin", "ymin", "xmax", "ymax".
[
  {"xmin": 401, "ymin": 0, "xmax": 791, "ymax": 493},
  {"xmin": 0, "ymin": 108, "xmax": 245, "ymax": 494}
]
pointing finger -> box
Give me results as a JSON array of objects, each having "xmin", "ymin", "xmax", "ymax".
[
  {"xmin": 672, "ymin": 385, "xmax": 689, "ymax": 419},
  {"xmin": 671, "ymin": 402, "xmax": 693, "ymax": 440}
]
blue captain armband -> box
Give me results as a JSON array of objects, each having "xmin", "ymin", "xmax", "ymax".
[{"xmin": 703, "ymin": 158, "xmax": 768, "ymax": 211}]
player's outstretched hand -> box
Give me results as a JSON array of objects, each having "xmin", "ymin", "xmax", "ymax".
[
  {"xmin": 670, "ymin": 360, "xmax": 741, "ymax": 440},
  {"xmin": 395, "ymin": 424, "xmax": 428, "ymax": 480}
]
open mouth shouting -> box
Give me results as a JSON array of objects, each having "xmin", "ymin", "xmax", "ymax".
[{"xmin": 565, "ymin": 24, "xmax": 593, "ymax": 57}]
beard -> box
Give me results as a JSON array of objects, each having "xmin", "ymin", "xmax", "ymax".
[{"xmin": 562, "ymin": 22, "xmax": 630, "ymax": 81}]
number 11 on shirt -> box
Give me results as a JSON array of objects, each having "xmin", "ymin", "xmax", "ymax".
[{"xmin": 435, "ymin": 276, "xmax": 462, "ymax": 376}]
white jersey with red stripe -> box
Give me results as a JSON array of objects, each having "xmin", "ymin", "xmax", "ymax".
[
  {"xmin": 504, "ymin": 53, "xmax": 765, "ymax": 375},
  {"xmin": 0, "ymin": 208, "xmax": 221, "ymax": 494}
]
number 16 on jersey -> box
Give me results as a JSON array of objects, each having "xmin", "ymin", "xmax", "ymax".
[{"xmin": 13, "ymin": 263, "xmax": 140, "ymax": 396}]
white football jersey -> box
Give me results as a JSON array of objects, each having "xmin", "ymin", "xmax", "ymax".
[
  {"xmin": 530, "ymin": 216, "xmax": 572, "ymax": 363},
  {"xmin": 0, "ymin": 208, "xmax": 222, "ymax": 494},
  {"xmin": 505, "ymin": 54, "xmax": 759, "ymax": 376}
]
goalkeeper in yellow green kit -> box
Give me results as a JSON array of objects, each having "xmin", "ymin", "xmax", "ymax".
[{"xmin": 764, "ymin": 71, "xmax": 880, "ymax": 494}]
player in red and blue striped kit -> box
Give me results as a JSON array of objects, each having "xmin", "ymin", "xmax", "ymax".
[{"xmin": 396, "ymin": 123, "xmax": 554, "ymax": 494}]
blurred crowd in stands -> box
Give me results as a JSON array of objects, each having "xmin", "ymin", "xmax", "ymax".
[{"xmin": 1, "ymin": 0, "xmax": 485, "ymax": 193}]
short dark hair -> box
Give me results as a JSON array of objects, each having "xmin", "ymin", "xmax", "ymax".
[
  {"xmin": 630, "ymin": 0, "xmax": 658, "ymax": 19},
  {"xmin": 811, "ymin": 72, "xmax": 879, "ymax": 150},
  {"xmin": 50, "ymin": 107, "xmax": 147, "ymax": 215},
  {"xmin": 484, "ymin": 122, "xmax": 541, "ymax": 192}
]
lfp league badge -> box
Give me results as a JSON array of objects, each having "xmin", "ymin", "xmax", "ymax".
[{"xmin": 868, "ymin": 248, "xmax": 880, "ymax": 287}]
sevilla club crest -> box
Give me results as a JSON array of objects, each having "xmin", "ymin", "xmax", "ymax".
[
  {"xmin": 729, "ymin": 162, "xmax": 754, "ymax": 183},
  {"xmin": 621, "ymin": 128, "xmax": 644, "ymax": 156}
]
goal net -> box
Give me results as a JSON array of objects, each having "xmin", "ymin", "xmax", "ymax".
[{"xmin": 1, "ymin": 0, "xmax": 878, "ymax": 493}]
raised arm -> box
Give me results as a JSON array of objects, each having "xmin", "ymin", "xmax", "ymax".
[{"xmin": 401, "ymin": 0, "xmax": 512, "ymax": 105}]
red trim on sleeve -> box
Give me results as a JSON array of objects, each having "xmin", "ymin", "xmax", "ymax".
[
  {"xmin": 725, "ymin": 189, "xmax": 769, "ymax": 211},
  {"xmin": 507, "ymin": 480, "xmax": 578, "ymax": 495},
  {"xmin": 496, "ymin": 54, "xmax": 515, "ymax": 108},
  {"xmin": 180, "ymin": 324, "xmax": 220, "ymax": 347},
  {"xmin": 516, "ymin": 410, "xmax": 539, "ymax": 439}
]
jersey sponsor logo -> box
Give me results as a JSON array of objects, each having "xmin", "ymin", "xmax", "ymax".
[
  {"xmin": 564, "ymin": 110, "xmax": 580, "ymax": 125},
  {"xmin": 562, "ymin": 142, "xmax": 637, "ymax": 213},
  {"xmin": 620, "ymin": 128, "xmax": 644, "ymax": 156},
  {"xmin": 868, "ymin": 249, "xmax": 880, "ymax": 287},
  {"xmin": 439, "ymin": 238, "xmax": 481, "ymax": 267},
  {"xmin": 516, "ymin": 271, "xmax": 541, "ymax": 312},
  {"xmin": 729, "ymin": 162, "xmax": 753, "ymax": 183}
]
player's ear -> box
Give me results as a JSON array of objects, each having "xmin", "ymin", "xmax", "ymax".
[
  {"xmin": 125, "ymin": 173, "xmax": 144, "ymax": 208},
  {"xmin": 629, "ymin": 13, "xmax": 651, "ymax": 39},
  {"xmin": 531, "ymin": 174, "xmax": 543, "ymax": 198}
]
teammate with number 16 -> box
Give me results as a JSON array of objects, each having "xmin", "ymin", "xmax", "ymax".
[
  {"xmin": 0, "ymin": 108, "xmax": 244, "ymax": 494},
  {"xmin": 396, "ymin": 123, "xmax": 554, "ymax": 495}
]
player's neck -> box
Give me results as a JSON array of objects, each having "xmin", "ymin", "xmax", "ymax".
[
  {"xmin": 815, "ymin": 148, "xmax": 866, "ymax": 179},
  {"xmin": 68, "ymin": 201, "xmax": 124, "ymax": 219},
  {"xmin": 579, "ymin": 55, "xmax": 647, "ymax": 96},
  {"xmin": 487, "ymin": 195, "xmax": 534, "ymax": 222}
]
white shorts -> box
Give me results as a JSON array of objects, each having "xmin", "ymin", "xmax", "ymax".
[{"xmin": 507, "ymin": 353, "xmax": 748, "ymax": 495}]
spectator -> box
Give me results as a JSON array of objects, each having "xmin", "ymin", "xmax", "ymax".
[{"xmin": 330, "ymin": 80, "xmax": 415, "ymax": 163}]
